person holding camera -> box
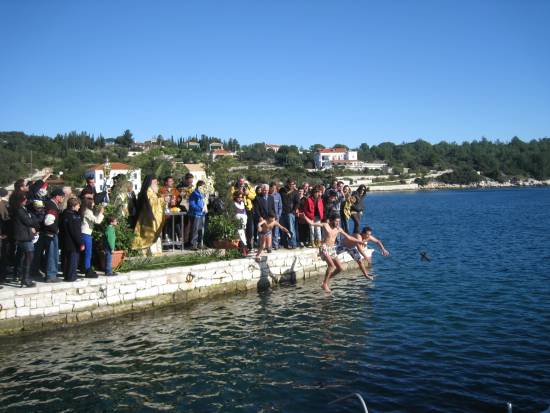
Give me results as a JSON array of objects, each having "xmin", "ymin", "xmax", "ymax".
[{"xmin": 228, "ymin": 176, "xmax": 256, "ymax": 249}]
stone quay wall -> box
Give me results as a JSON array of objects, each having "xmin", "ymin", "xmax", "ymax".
[{"xmin": 0, "ymin": 249, "xmax": 355, "ymax": 336}]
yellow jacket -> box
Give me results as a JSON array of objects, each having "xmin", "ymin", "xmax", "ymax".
[{"xmin": 228, "ymin": 183, "xmax": 256, "ymax": 211}]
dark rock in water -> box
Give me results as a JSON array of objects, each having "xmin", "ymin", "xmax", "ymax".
[{"xmin": 420, "ymin": 251, "xmax": 431, "ymax": 262}]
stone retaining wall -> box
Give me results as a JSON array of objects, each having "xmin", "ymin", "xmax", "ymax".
[{"xmin": 0, "ymin": 249, "xmax": 355, "ymax": 336}]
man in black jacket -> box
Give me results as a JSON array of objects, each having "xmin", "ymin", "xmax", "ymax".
[
  {"xmin": 253, "ymin": 184, "xmax": 275, "ymax": 220},
  {"xmin": 279, "ymin": 179, "xmax": 300, "ymax": 248},
  {"xmin": 253, "ymin": 184, "xmax": 275, "ymax": 250},
  {"xmin": 31, "ymin": 188, "xmax": 64, "ymax": 282},
  {"xmin": 0, "ymin": 188, "xmax": 9, "ymax": 284},
  {"xmin": 60, "ymin": 197, "xmax": 82, "ymax": 282},
  {"xmin": 12, "ymin": 192, "xmax": 38, "ymax": 287}
]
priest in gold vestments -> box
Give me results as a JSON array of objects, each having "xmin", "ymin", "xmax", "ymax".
[{"xmin": 132, "ymin": 175, "xmax": 165, "ymax": 256}]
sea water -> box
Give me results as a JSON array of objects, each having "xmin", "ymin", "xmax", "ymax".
[{"xmin": 0, "ymin": 188, "xmax": 549, "ymax": 412}]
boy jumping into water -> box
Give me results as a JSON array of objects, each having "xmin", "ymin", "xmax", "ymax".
[
  {"xmin": 256, "ymin": 213, "xmax": 290, "ymax": 261},
  {"xmin": 336, "ymin": 226, "xmax": 390, "ymax": 280},
  {"xmin": 301, "ymin": 212, "xmax": 364, "ymax": 292}
]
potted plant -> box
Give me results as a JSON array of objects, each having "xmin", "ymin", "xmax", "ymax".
[{"xmin": 206, "ymin": 213, "xmax": 240, "ymax": 249}]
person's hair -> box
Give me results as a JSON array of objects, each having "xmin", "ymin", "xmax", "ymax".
[
  {"xmin": 14, "ymin": 178, "xmax": 26, "ymax": 192},
  {"xmin": 184, "ymin": 173, "xmax": 194, "ymax": 180},
  {"xmin": 361, "ymin": 226, "xmax": 372, "ymax": 234},
  {"xmin": 108, "ymin": 215, "xmax": 117, "ymax": 224},
  {"xmin": 196, "ymin": 180, "xmax": 205, "ymax": 188},
  {"xmin": 267, "ymin": 212, "xmax": 276, "ymax": 219},
  {"xmin": 233, "ymin": 193, "xmax": 243, "ymax": 200},
  {"xmin": 234, "ymin": 177, "xmax": 246, "ymax": 188},
  {"xmin": 164, "ymin": 176, "xmax": 173, "ymax": 184},
  {"xmin": 269, "ymin": 181, "xmax": 277, "ymax": 188},
  {"xmin": 327, "ymin": 189, "xmax": 337, "ymax": 198},
  {"xmin": 80, "ymin": 197, "xmax": 94, "ymax": 217},
  {"xmin": 328, "ymin": 213, "xmax": 339, "ymax": 221},
  {"xmin": 67, "ymin": 197, "xmax": 80, "ymax": 210},
  {"xmin": 286, "ymin": 178, "xmax": 295, "ymax": 184},
  {"xmin": 86, "ymin": 176, "xmax": 94, "ymax": 182},
  {"xmin": 343, "ymin": 185, "xmax": 350, "ymax": 192},
  {"xmin": 80, "ymin": 188, "xmax": 94, "ymax": 198},
  {"xmin": 337, "ymin": 181, "xmax": 344, "ymax": 185},
  {"xmin": 312, "ymin": 186, "xmax": 321, "ymax": 194},
  {"xmin": 357, "ymin": 184, "xmax": 367, "ymax": 193}
]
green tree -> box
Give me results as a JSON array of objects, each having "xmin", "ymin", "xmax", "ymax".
[{"xmin": 115, "ymin": 129, "xmax": 134, "ymax": 148}]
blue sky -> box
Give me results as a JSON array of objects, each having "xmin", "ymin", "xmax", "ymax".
[{"xmin": 1, "ymin": 0, "xmax": 549, "ymax": 147}]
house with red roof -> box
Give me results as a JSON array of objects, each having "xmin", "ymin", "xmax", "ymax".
[{"xmin": 314, "ymin": 147, "xmax": 358, "ymax": 169}]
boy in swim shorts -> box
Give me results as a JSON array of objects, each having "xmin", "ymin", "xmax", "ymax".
[
  {"xmin": 301, "ymin": 212, "xmax": 363, "ymax": 292},
  {"xmin": 256, "ymin": 213, "xmax": 290, "ymax": 261},
  {"xmin": 336, "ymin": 226, "xmax": 389, "ymax": 280}
]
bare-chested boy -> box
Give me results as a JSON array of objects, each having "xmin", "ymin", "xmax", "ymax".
[
  {"xmin": 301, "ymin": 212, "xmax": 363, "ymax": 292},
  {"xmin": 336, "ymin": 226, "xmax": 389, "ymax": 280},
  {"xmin": 256, "ymin": 213, "xmax": 290, "ymax": 261}
]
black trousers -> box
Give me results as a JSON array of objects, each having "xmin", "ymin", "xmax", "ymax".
[
  {"xmin": 63, "ymin": 251, "xmax": 79, "ymax": 281},
  {"xmin": 245, "ymin": 209, "xmax": 254, "ymax": 248}
]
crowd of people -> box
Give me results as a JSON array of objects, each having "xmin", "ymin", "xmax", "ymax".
[
  {"xmin": 0, "ymin": 177, "xmax": 124, "ymax": 287},
  {"xmin": 0, "ymin": 172, "xmax": 388, "ymax": 292}
]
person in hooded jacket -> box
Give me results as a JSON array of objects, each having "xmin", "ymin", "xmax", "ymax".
[
  {"xmin": 11, "ymin": 192, "xmax": 39, "ymax": 287},
  {"xmin": 60, "ymin": 197, "xmax": 83, "ymax": 282},
  {"xmin": 0, "ymin": 188, "xmax": 10, "ymax": 284}
]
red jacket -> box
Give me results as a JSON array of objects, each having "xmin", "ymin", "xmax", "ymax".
[{"xmin": 302, "ymin": 196, "xmax": 324, "ymax": 221}]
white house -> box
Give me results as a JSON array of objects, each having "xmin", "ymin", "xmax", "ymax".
[
  {"xmin": 183, "ymin": 163, "xmax": 207, "ymax": 183},
  {"xmin": 264, "ymin": 143, "xmax": 281, "ymax": 152},
  {"xmin": 314, "ymin": 148, "xmax": 358, "ymax": 169},
  {"xmin": 209, "ymin": 142, "xmax": 224, "ymax": 151},
  {"xmin": 86, "ymin": 162, "xmax": 142, "ymax": 193},
  {"xmin": 186, "ymin": 141, "xmax": 201, "ymax": 150}
]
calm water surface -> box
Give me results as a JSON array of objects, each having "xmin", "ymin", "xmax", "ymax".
[{"xmin": 1, "ymin": 188, "xmax": 549, "ymax": 413}]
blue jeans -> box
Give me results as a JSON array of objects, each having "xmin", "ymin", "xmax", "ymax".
[
  {"xmin": 272, "ymin": 224, "xmax": 280, "ymax": 248},
  {"xmin": 104, "ymin": 246, "xmax": 113, "ymax": 275},
  {"xmin": 81, "ymin": 234, "xmax": 93, "ymax": 271},
  {"xmin": 191, "ymin": 215, "xmax": 204, "ymax": 247},
  {"xmin": 281, "ymin": 213, "xmax": 297, "ymax": 247},
  {"xmin": 341, "ymin": 217, "xmax": 350, "ymax": 234},
  {"xmin": 46, "ymin": 234, "xmax": 59, "ymax": 279}
]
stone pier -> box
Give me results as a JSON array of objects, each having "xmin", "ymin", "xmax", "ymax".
[{"xmin": 0, "ymin": 248, "xmax": 356, "ymax": 336}]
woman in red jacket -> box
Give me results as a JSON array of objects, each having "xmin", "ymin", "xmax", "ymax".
[{"xmin": 302, "ymin": 186, "xmax": 324, "ymax": 247}]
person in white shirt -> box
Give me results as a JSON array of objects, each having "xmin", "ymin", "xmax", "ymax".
[
  {"xmin": 234, "ymin": 193, "xmax": 248, "ymax": 256},
  {"xmin": 80, "ymin": 192, "xmax": 104, "ymax": 278}
]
